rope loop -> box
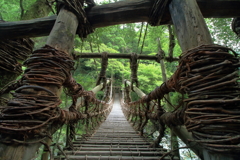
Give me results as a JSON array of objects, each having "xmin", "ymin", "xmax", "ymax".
[
  {"xmin": 156, "ymin": 50, "xmax": 165, "ymax": 63},
  {"xmin": 0, "ymin": 37, "xmax": 34, "ymax": 74},
  {"xmin": 56, "ymin": 0, "xmax": 94, "ymax": 38}
]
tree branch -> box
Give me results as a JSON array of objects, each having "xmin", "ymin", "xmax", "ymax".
[{"xmin": 20, "ymin": 0, "xmax": 25, "ymax": 19}]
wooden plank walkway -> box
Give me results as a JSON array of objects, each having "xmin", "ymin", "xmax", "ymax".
[{"xmin": 55, "ymin": 94, "xmax": 177, "ymax": 160}]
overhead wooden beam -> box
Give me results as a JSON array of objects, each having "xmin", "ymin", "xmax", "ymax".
[
  {"xmin": 0, "ymin": 0, "xmax": 240, "ymax": 40},
  {"xmin": 169, "ymin": 0, "xmax": 213, "ymax": 52}
]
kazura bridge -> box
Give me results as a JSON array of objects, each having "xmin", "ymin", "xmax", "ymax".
[{"xmin": 0, "ymin": 0, "xmax": 239, "ymax": 160}]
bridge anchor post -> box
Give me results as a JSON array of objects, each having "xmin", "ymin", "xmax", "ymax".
[{"xmin": 169, "ymin": 0, "xmax": 238, "ymax": 159}]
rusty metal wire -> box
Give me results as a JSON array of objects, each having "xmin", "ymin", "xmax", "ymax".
[
  {"xmin": 96, "ymin": 52, "xmax": 108, "ymax": 89},
  {"xmin": 57, "ymin": 0, "xmax": 94, "ymax": 38}
]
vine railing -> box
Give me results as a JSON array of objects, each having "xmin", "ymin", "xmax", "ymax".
[
  {"xmin": 0, "ymin": 45, "xmax": 113, "ymax": 159},
  {"xmin": 121, "ymin": 44, "xmax": 240, "ymax": 156},
  {"xmin": 65, "ymin": 79, "xmax": 114, "ymax": 150},
  {"xmin": 121, "ymin": 80, "xmax": 164, "ymax": 147}
]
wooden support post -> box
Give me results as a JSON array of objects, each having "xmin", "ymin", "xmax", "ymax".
[
  {"xmin": 169, "ymin": 0, "xmax": 237, "ymax": 159},
  {"xmin": 169, "ymin": 0, "xmax": 213, "ymax": 52},
  {"xmin": 92, "ymin": 80, "xmax": 110, "ymax": 93},
  {"xmin": 125, "ymin": 80, "xmax": 146, "ymax": 98},
  {"xmin": 0, "ymin": 8, "xmax": 78, "ymax": 160},
  {"xmin": 75, "ymin": 52, "xmax": 169, "ymax": 61},
  {"xmin": 75, "ymin": 80, "xmax": 111, "ymax": 110}
]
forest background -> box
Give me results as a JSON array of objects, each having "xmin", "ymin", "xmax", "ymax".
[{"xmin": 0, "ymin": 0, "xmax": 239, "ymax": 159}]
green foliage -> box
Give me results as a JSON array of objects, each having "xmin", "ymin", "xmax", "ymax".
[
  {"xmin": 206, "ymin": 18, "xmax": 240, "ymax": 52},
  {"xmin": 0, "ymin": 0, "xmax": 39, "ymax": 21},
  {"xmin": 1, "ymin": 1, "xmax": 240, "ymax": 159}
]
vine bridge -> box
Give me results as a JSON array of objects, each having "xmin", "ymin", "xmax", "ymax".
[
  {"xmin": 0, "ymin": 0, "xmax": 240, "ymax": 160},
  {"xmin": 55, "ymin": 93, "xmax": 174, "ymax": 160}
]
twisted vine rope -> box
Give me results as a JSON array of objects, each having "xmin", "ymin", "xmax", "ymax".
[
  {"xmin": 0, "ymin": 35, "xmax": 34, "ymax": 106},
  {"xmin": 0, "ymin": 45, "xmax": 112, "ymax": 144},
  {"xmin": 57, "ymin": 0, "xmax": 94, "ymax": 38},
  {"xmin": 0, "ymin": 38, "xmax": 34, "ymax": 74},
  {"xmin": 122, "ymin": 44, "xmax": 240, "ymax": 153},
  {"xmin": 176, "ymin": 45, "xmax": 240, "ymax": 152},
  {"xmin": 149, "ymin": 0, "xmax": 171, "ymax": 26},
  {"xmin": 130, "ymin": 53, "xmax": 139, "ymax": 90},
  {"xmin": 96, "ymin": 52, "xmax": 108, "ymax": 90},
  {"xmin": 0, "ymin": 45, "xmax": 74, "ymax": 142}
]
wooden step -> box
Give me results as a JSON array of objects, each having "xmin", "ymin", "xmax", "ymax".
[
  {"xmin": 81, "ymin": 139, "xmax": 146, "ymax": 143},
  {"xmin": 55, "ymin": 155, "xmax": 177, "ymax": 160},
  {"xmin": 73, "ymin": 141, "xmax": 150, "ymax": 145},
  {"xmin": 87, "ymin": 137, "xmax": 145, "ymax": 141},
  {"xmin": 63, "ymin": 150, "xmax": 164, "ymax": 156},
  {"xmin": 55, "ymin": 94, "xmax": 178, "ymax": 160},
  {"xmin": 69, "ymin": 147, "xmax": 167, "ymax": 152},
  {"xmin": 72, "ymin": 144, "xmax": 152, "ymax": 148}
]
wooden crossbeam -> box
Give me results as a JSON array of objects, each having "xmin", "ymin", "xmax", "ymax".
[
  {"xmin": 75, "ymin": 53, "xmax": 179, "ymax": 62},
  {"xmin": 75, "ymin": 52, "xmax": 179, "ymax": 61},
  {"xmin": 0, "ymin": 0, "xmax": 240, "ymax": 40}
]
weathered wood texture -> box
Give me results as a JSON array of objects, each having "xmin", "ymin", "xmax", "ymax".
[
  {"xmin": 169, "ymin": 0, "xmax": 213, "ymax": 52},
  {"xmin": 1, "ymin": 0, "xmax": 240, "ymax": 40},
  {"xmin": 0, "ymin": 15, "xmax": 55, "ymax": 39},
  {"xmin": 75, "ymin": 53, "xmax": 162, "ymax": 61},
  {"xmin": 169, "ymin": 0, "xmax": 212, "ymax": 158},
  {"xmin": 125, "ymin": 80, "xmax": 146, "ymax": 98},
  {"xmin": 46, "ymin": 10, "xmax": 78, "ymax": 53}
]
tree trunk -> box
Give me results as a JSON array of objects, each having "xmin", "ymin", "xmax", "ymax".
[{"xmin": 0, "ymin": 8, "xmax": 78, "ymax": 160}]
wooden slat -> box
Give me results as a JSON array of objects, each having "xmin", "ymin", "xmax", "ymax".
[
  {"xmin": 55, "ymin": 94, "xmax": 175, "ymax": 160},
  {"xmin": 55, "ymin": 155, "xmax": 177, "ymax": 160}
]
